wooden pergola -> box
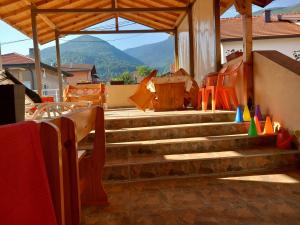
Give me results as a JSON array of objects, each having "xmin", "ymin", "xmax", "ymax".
[{"xmin": 0, "ymin": 0, "xmax": 273, "ymax": 102}]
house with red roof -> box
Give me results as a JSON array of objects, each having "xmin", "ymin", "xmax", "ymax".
[
  {"xmin": 60, "ymin": 64, "xmax": 99, "ymax": 85},
  {"xmin": 2, "ymin": 51, "xmax": 72, "ymax": 93},
  {"xmin": 221, "ymin": 11, "xmax": 300, "ymax": 62}
]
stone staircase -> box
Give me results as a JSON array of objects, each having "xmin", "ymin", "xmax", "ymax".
[{"xmin": 81, "ymin": 110, "xmax": 300, "ymax": 183}]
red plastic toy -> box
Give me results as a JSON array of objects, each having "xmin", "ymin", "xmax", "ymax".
[{"xmin": 276, "ymin": 128, "xmax": 293, "ymax": 149}]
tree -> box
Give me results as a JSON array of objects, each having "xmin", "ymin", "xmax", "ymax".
[
  {"xmin": 136, "ymin": 65, "xmax": 153, "ymax": 77},
  {"xmin": 112, "ymin": 71, "xmax": 135, "ymax": 84}
]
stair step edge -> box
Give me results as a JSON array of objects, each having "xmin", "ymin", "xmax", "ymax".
[
  {"xmin": 104, "ymin": 134, "xmax": 275, "ymax": 147},
  {"xmin": 105, "ymin": 121, "xmax": 252, "ymax": 133},
  {"xmin": 104, "ymin": 149, "xmax": 299, "ymax": 167},
  {"xmin": 103, "ymin": 167, "xmax": 299, "ymax": 184}
]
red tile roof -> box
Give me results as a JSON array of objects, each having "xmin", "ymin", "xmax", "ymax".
[
  {"xmin": 61, "ymin": 64, "xmax": 95, "ymax": 72},
  {"xmin": 221, "ymin": 14, "xmax": 300, "ymax": 41},
  {"xmin": 2, "ymin": 53, "xmax": 34, "ymax": 65},
  {"xmin": 1, "ymin": 52, "xmax": 72, "ymax": 77}
]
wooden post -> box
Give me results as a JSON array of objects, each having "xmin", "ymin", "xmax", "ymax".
[
  {"xmin": 55, "ymin": 30, "xmax": 63, "ymax": 102},
  {"xmin": 188, "ymin": 4, "xmax": 195, "ymax": 77},
  {"xmin": 174, "ymin": 28, "xmax": 179, "ymax": 71},
  {"xmin": 31, "ymin": 8, "xmax": 42, "ymax": 96},
  {"xmin": 214, "ymin": 0, "xmax": 221, "ymax": 70},
  {"xmin": 242, "ymin": 0, "xmax": 253, "ymax": 106}
]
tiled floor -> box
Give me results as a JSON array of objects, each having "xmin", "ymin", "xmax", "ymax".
[{"xmin": 83, "ymin": 171, "xmax": 300, "ymax": 225}]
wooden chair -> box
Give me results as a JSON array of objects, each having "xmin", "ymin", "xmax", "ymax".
[
  {"xmin": 129, "ymin": 70, "xmax": 157, "ymax": 111},
  {"xmin": 41, "ymin": 106, "xmax": 107, "ymax": 225},
  {"xmin": 64, "ymin": 84, "xmax": 105, "ymax": 106}
]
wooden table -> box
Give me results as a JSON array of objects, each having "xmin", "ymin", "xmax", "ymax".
[{"xmin": 152, "ymin": 82, "xmax": 185, "ymax": 111}]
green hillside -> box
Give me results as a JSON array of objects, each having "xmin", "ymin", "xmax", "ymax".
[
  {"xmin": 40, "ymin": 35, "xmax": 143, "ymax": 80},
  {"xmin": 253, "ymin": 3, "xmax": 300, "ymax": 16},
  {"xmin": 124, "ymin": 36, "xmax": 175, "ymax": 73}
]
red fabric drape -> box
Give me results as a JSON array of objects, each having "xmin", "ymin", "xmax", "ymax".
[{"xmin": 0, "ymin": 121, "xmax": 57, "ymax": 225}]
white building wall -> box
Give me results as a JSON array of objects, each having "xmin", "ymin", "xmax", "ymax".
[{"xmin": 221, "ymin": 37, "xmax": 300, "ymax": 63}]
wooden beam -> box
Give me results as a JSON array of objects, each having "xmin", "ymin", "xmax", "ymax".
[
  {"xmin": 241, "ymin": 0, "xmax": 253, "ymax": 106},
  {"xmin": 23, "ymin": 1, "xmax": 57, "ymax": 30},
  {"xmin": 60, "ymin": 29, "xmax": 175, "ymax": 35},
  {"xmin": 113, "ymin": 0, "xmax": 119, "ymax": 31},
  {"xmin": 188, "ymin": 5, "xmax": 195, "ymax": 77},
  {"xmin": 34, "ymin": 7, "xmax": 188, "ymax": 14},
  {"xmin": 174, "ymin": 28, "xmax": 179, "ymax": 70},
  {"xmin": 214, "ymin": 0, "xmax": 221, "ymax": 70},
  {"xmin": 55, "ymin": 30, "xmax": 63, "ymax": 102},
  {"xmin": 31, "ymin": 9, "xmax": 42, "ymax": 96}
]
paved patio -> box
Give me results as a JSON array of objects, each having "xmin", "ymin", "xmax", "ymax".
[{"xmin": 83, "ymin": 170, "xmax": 300, "ymax": 225}]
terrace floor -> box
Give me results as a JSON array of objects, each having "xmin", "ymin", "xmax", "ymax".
[
  {"xmin": 83, "ymin": 170, "xmax": 300, "ymax": 225},
  {"xmin": 83, "ymin": 108, "xmax": 300, "ymax": 225}
]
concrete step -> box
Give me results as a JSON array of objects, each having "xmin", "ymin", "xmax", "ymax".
[
  {"xmin": 103, "ymin": 148, "xmax": 300, "ymax": 182},
  {"xmin": 79, "ymin": 134, "xmax": 276, "ymax": 163},
  {"xmin": 106, "ymin": 122, "xmax": 252, "ymax": 143},
  {"xmin": 105, "ymin": 111, "xmax": 235, "ymax": 130}
]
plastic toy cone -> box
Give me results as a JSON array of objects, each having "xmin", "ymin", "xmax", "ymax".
[
  {"xmin": 235, "ymin": 105, "xmax": 243, "ymax": 123},
  {"xmin": 263, "ymin": 116, "xmax": 274, "ymax": 135},
  {"xmin": 255, "ymin": 105, "xmax": 263, "ymax": 121},
  {"xmin": 248, "ymin": 118, "xmax": 258, "ymax": 137},
  {"xmin": 243, "ymin": 105, "xmax": 251, "ymax": 122},
  {"xmin": 254, "ymin": 116, "xmax": 262, "ymax": 134}
]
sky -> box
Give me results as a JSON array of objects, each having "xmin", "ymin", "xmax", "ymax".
[{"xmin": 0, "ymin": 0, "xmax": 299, "ymax": 55}]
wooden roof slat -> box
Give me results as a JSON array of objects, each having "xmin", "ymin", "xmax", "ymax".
[
  {"xmin": 118, "ymin": 0, "xmax": 179, "ymax": 19},
  {"xmin": 120, "ymin": 13, "xmax": 171, "ymax": 30},
  {"xmin": 117, "ymin": 4, "xmax": 177, "ymax": 26},
  {"xmin": 0, "ymin": 0, "xmax": 274, "ymax": 44},
  {"xmin": 1, "ymin": 0, "xmax": 59, "ymax": 19},
  {"xmin": 38, "ymin": 14, "xmax": 114, "ymax": 38},
  {"xmin": 16, "ymin": 0, "xmax": 112, "ymax": 33},
  {"xmin": 38, "ymin": 14, "xmax": 115, "ymax": 42}
]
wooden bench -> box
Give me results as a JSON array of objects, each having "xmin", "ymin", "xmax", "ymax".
[
  {"xmin": 64, "ymin": 84, "xmax": 105, "ymax": 106},
  {"xmin": 40, "ymin": 106, "xmax": 108, "ymax": 225}
]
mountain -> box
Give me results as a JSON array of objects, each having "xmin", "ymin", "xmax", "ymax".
[
  {"xmin": 253, "ymin": 3, "xmax": 300, "ymax": 16},
  {"xmin": 41, "ymin": 35, "xmax": 143, "ymax": 79},
  {"xmin": 124, "ymin": 36, "xmax": 175, "ymax": 73}
]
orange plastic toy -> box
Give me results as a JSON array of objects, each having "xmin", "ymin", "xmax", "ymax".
[
  {"xmin": 263, "ymin": 116, "xmax": 274, "ymax": 134},
  {"xmin": 254, "ymin": 115, "xmax": 262, "ymax": 134}
]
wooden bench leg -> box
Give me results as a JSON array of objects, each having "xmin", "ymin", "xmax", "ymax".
[{"xmin": 80, "ymin": 157, "xmax": 108, "ymax": 206}]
